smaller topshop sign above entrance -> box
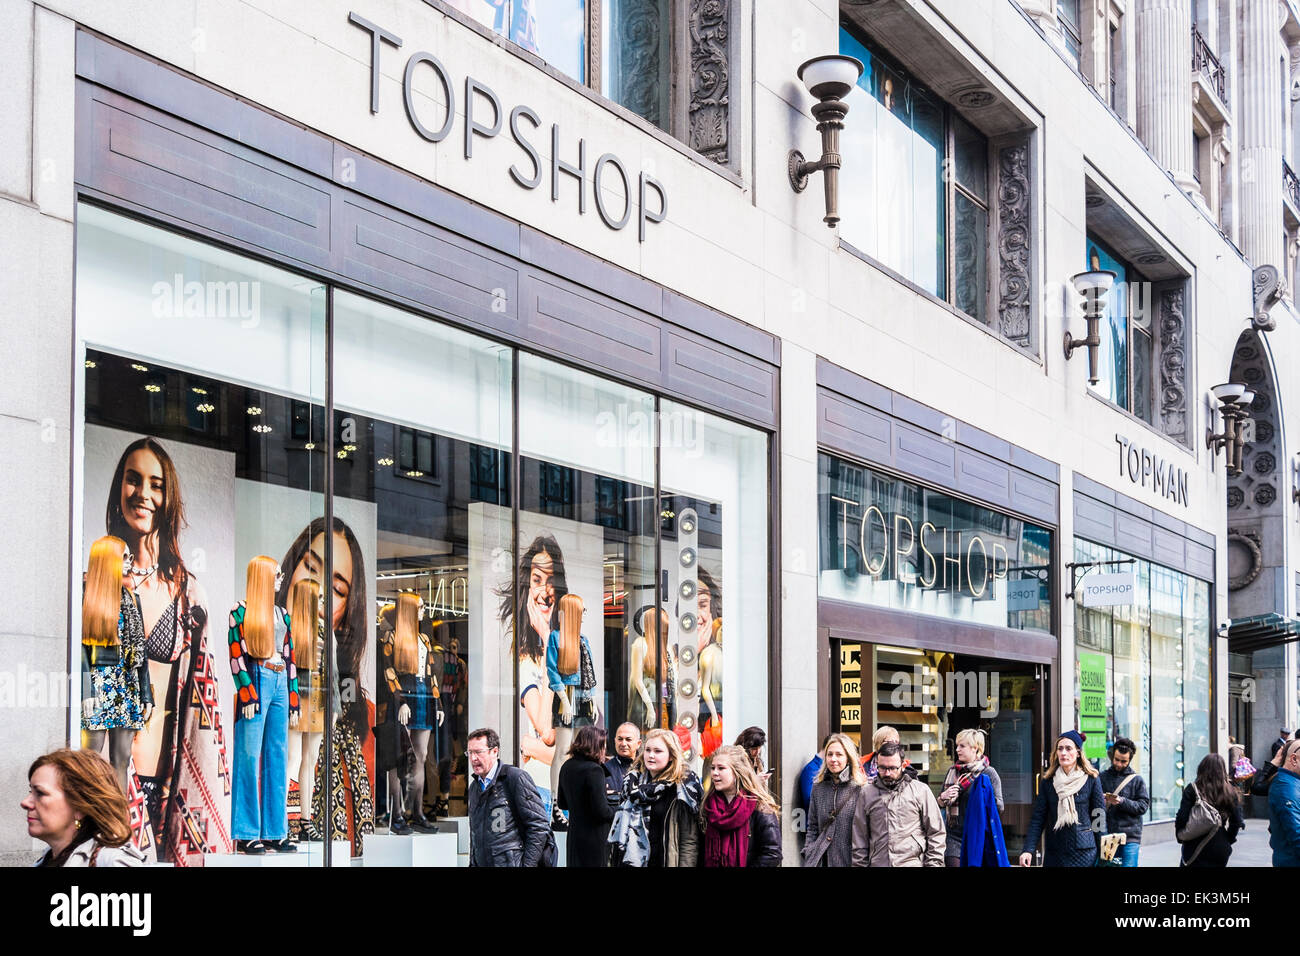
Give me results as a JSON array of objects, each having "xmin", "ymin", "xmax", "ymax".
[{"xmin": 349, "ymin": 12, "xmax": 669, "ymax": 241}]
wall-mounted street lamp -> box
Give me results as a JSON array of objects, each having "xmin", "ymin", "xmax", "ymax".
[
  {"xmin": 789, "ymin": 54, "xmax": 864, "ymax": 228},
  {"xmin": 1063, "ymin": 269, "xmax": 1116, "ymax": 385},
  {"xmin": 1206, "ymin": 383, "xmax": 1253, "ymax": 476}
]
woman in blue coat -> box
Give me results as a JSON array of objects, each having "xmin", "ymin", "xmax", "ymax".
[{"xmin": 1018, "ymin": 730, "xmax": 1106, "ymax": 867}]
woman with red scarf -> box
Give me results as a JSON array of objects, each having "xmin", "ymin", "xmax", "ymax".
[{"xmin": 698, "ymin": 745, "xmax": 781, "ymax": 867}]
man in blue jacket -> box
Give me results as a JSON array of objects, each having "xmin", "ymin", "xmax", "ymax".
[{"xmin": 1269, "ymin": 739, "xmax": 1300, "ymax": 867}]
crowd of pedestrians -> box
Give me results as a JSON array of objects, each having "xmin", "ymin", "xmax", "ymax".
[{"xmin": 23, "ymin": 724, "xmax": 1300, "ymax": 868}]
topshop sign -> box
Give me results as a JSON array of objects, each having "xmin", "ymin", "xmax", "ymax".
[{"xmin": 349, "ymin": 12, "xmax": 669, "ymax": 241}]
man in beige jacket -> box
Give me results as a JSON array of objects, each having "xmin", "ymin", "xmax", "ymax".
[{"xmin": 850, "ymin": 741, "xmax": 946, "ymax": 866}]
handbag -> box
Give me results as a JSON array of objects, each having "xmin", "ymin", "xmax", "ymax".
[{"xmin": 1176, "ymin": 783, "xmax": 1223, "ymax": 865}]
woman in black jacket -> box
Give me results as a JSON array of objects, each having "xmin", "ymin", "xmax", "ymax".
[
  {"xmin": 699, "ymin": 745, "xmax": 781, "ymax": 866},
  {"xmin": 1175, "ymin": 753, "xmax": 1244, "ymax": 867},
  {"xmin": 1018, "ymin": 730, "xmax": 1105, "ymax": 867},
  {"xmin": 556, "ymin": 725, "xmax": 615, "ymax": 867}
]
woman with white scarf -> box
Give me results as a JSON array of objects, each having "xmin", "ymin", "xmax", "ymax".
[{"xmin": 1018, "ymin": 730, "xmax": 1105, "ymax": 867}]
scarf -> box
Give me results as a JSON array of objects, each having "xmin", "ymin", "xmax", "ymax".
[
  {"xmin": 608, "ymin": 770, "xmax": 702, "ymax": 867},
  {"xmin": 702, "ymin": 791, "xmax": 757, "ymax": 867},
  {"xmin": 943, "ymin": 756, "xmax": 989, "ymax": 821},
  {"xmin": 313, "ymin": 709, "xmax": 376, "ymax": 855},
  {"xmin": 1052, "ymin": 767, "xmax": 1088, "ymax": 830},
  {"xmin": 579, "ymin": 638, "xmax": 597, "ymax": 692}
]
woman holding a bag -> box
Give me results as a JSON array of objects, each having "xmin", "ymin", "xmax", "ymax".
[
  {"xmin": 802, "ymin": 733, "xmax": 866, "ymax": 867},
  {"xmin": 1176, "ymin": 753, "xmax": 1244, "ymax": 867}
]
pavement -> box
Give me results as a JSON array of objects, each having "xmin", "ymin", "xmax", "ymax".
[{"xmin": 1138, "ymin": 822, "xmax": 1275, "ymax": 867}]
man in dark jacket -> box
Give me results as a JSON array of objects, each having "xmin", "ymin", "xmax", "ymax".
[
  {"xmin": 1098, "ymin": 737, "xmax": 1150, "ymax": 867},
  {"xmin": 1270, "ymin": 729, "xmax": 1293, "ymax": 760},
  {"xmin": 1269, "ymin": 740, "xmax": 1300, "ymax": 867},
  {"xmin": 466, "ymin": 727, "xmax": 553, "ymax": 866},
  {"xmin": 604, "ymin": 722, "xmax": 640, "ymax": 804}
]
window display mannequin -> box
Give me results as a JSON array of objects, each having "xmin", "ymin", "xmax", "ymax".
[
  {"xmin": 287, "ymin": 578, "xmax": 326, "ymax": 841},
  {"xmin": 81, "ymin": 535, "xmax": 153, "ymax": 792},
  {"xmin": 629, "ymin": 607, "xmax": 673, "ymax": 731},
  {"xmin": 229, "ymin": 555, "xmax": 300, "ymax": 853},
  {"xmin": 547, "ymin": 593, "xmax": 597, "ymax": 822},
  {"xmin": 699, "ymin": 617, "xmax": 723, "ymax": 759},
  {"xmin": 380, "ymin": 592, "xmax": 442, "ymax": 835}
]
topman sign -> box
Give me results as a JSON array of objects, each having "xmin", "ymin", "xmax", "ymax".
[
  {"xmin": 349, "ymin": 12, "xmax": 668, "ymax": 242},
  {"xmin": 1115, "ymin": 434, "xmax": 1189, "ymax": 507}
]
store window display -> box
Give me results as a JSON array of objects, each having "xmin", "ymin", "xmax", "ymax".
[{"xmin": 74, "ymin": 204, "xmax": 772, "ymax": 864}]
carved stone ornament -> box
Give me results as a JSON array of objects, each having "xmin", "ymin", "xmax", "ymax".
[
  {"xmin": 688, "ymin": 0, "xmax": 730, "ymax": 165},
  {"xmin": 1228, "ymin": 486, "xmax": 1245, "ymax": 509},
  {"xmin": 1159, "ymin": 286, "xmax": 1188, "ymax": 443},
  {"xmin": 997, "ymin": 143, "xmax": 1031, "ymax": 346},
  {"xmin": 1227, "ymin": 529, "xmax": 1263, "ymax": 591},
  {"xmin": 1255, "ymin": 485, "xmax": 1277, "ymax": 506},
  {"xmin": 1252, "ymin": 265, "xmax": 1283, "ymax": 331}
]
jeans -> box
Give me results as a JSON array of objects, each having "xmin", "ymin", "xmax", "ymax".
[
  {"xmin": 1119, "ymin": 842, "xmax": 1140, "ymax": 867},
  {"xmin": 232, "ymin": 661, "xmax": 290, "ymax": 841}
]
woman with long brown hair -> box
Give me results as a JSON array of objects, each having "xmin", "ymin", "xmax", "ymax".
[
  {"xmin": 699, "ymin": 744, "xmax": 781, "ymax": 867},
  {"xmin": 1018, "ymin": 730, "xmax": 1105, "ymax": 867},
  {"xmin": 103, "ymin": 436, "xmax": 228, "ymax": 865},
  {"xmin": 1176, "ymin": 753, "xmax": 1245, "ymax": 867},
  {"xmin": 24, "ymin": 749, "xmax": 143, "ymax": 867}
]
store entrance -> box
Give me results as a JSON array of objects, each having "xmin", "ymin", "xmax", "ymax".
[{"xmin": 831, "ymin": 639, "xmax": 1045, "ymax": 853}]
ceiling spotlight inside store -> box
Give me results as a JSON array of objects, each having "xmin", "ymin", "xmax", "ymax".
[
  {"xmin": 789, "ymin": 54, "xmax": 865, "ymax": 227},
  {"xmin": 344, "ymin": 444, "xmax": 358, "ymax": 452},
  {"xmin": 252, "ymin": 424, "xmax": 272, "ymax": 434},
  {"xmin": 192, "ymin": 387, "xmax": 208, "ymax": 395},
  {"xmin": 304, "ymin": 442, "xmax": 316, "ymax": 450},
  {"xmin": 246, "ymin": 406, "xmax": 263, "ymax": 415},
  {"xmin": 84, "ymin": 360, "xmax": 96, "ymax": 369},
  {"xmin": 378, "ymin": 457, "xmax": 394, "ymax": 466},
  {"xmin": 336, "ymin": 450, "xmax": 347, "ymax": 459},
  {"xmin": 131, "ymin": 363, "xmax": 149, "ymax": 372},
  {"xmin": 144, "ymin": 384, "xmax": 161, "ymax": 393},
  {"xmin": 679, "ymin": 547, "xmax": 697, "ymax": 569},
  {"xmin": 406, "ymin": 470, "xmax": 425, "ymax": 477},
  {"xmin": 196, "ymin": 403, "xmax": 215, "ymax": 413}
]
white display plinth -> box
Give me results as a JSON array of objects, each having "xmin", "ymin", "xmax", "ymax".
[
  {"xmin": 363, "ymin": 832, "xmax": 458, "ymax": 867},
  {"xmin": 440, "ymin": 816, "xmax": 470, "ymax": 854}
]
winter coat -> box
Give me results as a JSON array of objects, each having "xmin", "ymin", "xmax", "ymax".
[
  {"xmin": 1175, "ymin": 784, "xmax": 1244, "ymax": 867},
  {"xmin": 1097, "ymin": 766, "xmax": 1150, "ymax": 844},
  {"xmin": 1021, "ymin": 772, "xmax": 1105, "ymax": 867},
  {"xmin": 1267, "ymin": 767, "xmax": 1300, "ymax": 867},
  {"xmin": 557, "ymin": 755, "xmax": 614, "ymax": 867},
  {"xmin": 468, "ymin": 762, "xmax": 554, "ymax": 867},
  {"xmin": 938, "ymin": 762, "xmax": 1004, "ymax": 860},
  {"xmin": 34, "ymin": 838, "xmax": 146, "ymax": 867},
  {"xmin": 802, "ymin": 770, "xmax": 864, "ymax": 867},
  {"xmin": 851, "ymin": 775, "xmax": 946, "ymax": 867}
]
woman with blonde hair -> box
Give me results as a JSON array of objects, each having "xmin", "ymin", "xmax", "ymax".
[
  {"xmin": 803, "ymin": 732, "xmax": 866, "ymax": 867},
  {"xmin": 24, "ymin": 748, "xmax": 143, "ymax": 867},
  {"xmin": 608, "ymin": 727, "xmax": 702, "ymax": 867},
  {"xmin": 1018, "ymin": 730, "xmax": 1104, "ymax": 867},
  {"xmin": 937, "ymin": 729, "xmax": 1008, "ymax": 867},
  {"xmin": 80, "ymin": 535, "xmax": 153, "ymax": 791},
  {"xmin": 700, "ymin": 744, "xmax": 781, "ymax": 866}
]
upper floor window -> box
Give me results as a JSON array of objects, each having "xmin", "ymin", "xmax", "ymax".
[
  {"xmin": 448, "ymin": 0, "xmax": 733, "ymax": 166},
  {"xmin": 1086, "ymin": 235, "xmax": 1153, "ymax": 424},
  {"xmin": 1058, "ymin": 0, "xmax": 1083, "ymax": 59},
  {"xmin": 838, "ymin": 26, "xmax": 990, "ymax": 322}
]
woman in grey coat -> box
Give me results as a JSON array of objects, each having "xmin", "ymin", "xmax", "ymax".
[{"xmin": 802, "ymin": 733, "xmax": 867, "ymax": 867}]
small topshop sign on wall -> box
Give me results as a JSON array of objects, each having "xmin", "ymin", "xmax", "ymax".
[{"xmin": 349, "ymin": 11, "xmax": 669, "ymax": 242}]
